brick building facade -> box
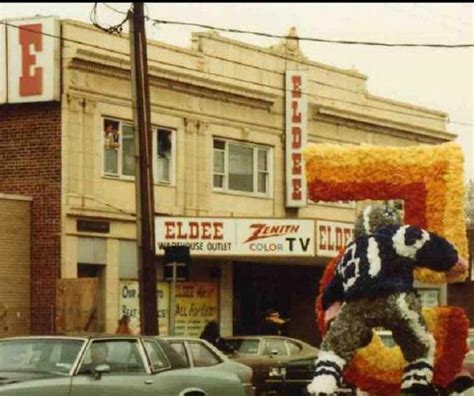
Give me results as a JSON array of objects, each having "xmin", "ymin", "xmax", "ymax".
[{"xmin": 0, "ymin": 102, "xmax": 61, "ymax": 334}]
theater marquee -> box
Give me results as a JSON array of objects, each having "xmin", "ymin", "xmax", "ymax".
[
  {"xmin": 155, "ymin": 217, "xmax": 315, "ymax": 257},
  {"xmin": 316, "ymin": 220, "xmax": 354, "ymax": 257}
]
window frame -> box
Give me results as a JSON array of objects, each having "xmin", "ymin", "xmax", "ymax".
[
  {"xmin": 212, "ymin": 137, "xmax": 273, "ymax": 198},
  {"xmin": 76, "ymin": 338, "xmax": 150, "ymax": 375},
  {"xmin": 143, "ymin": 339, "xmax": 172, "ymax": 373},
  {"xmin": 102, "ymin": 117, "xmax": 176, "ymax": 186},
  {"xmin": 186, "ymin": 340, "xmax": 223, "ymax": 368}
]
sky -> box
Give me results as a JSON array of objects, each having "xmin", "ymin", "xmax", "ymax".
[{"xmin": 2, "ymin": 3, "xmax": 473, "ymax": 181}]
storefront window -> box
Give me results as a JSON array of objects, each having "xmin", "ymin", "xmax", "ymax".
[{"xmin": 212, "ymin": 138, "xmax": 271, "ymax": 196}]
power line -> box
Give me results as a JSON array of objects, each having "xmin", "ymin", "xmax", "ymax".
[
  {"xmin": 101, "ymin": 2, "xmax": 129, "ymax": 15},
  {"xmin": 0, "ymin": 19, "xmax": 131, "ymax": 58},
  {"xmin": 149, "ymin": 18, "xmax": 474, "ymax": 48},
  {"xmin": 90, "ymin": 2, "xmax": 130, "ymax": 35},
  {"xmin": 1, "ymin": 20, "xmax": 473, "ymax": 129}
]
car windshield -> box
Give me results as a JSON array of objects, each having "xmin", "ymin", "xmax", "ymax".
[
  {"xmin": 223, "ymin": 339, "xmax": 260, "ymax": 355},
  {"xmin": 0, "ymin": 339, "xmax": 84, "ymax": 375}
]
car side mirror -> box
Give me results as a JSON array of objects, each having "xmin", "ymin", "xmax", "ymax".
[{"xmin": 93, "ymin": 364, "xmax": 110, "ymax": 380}]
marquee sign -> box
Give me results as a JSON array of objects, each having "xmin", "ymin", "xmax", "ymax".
[
  {"xmin": 156, "ymin": 217, "xmax": 315, "ymax": 257},
  {"xmin": 316, "ymin": 220, "xmax": 354, "ymax": 257},
  {"xmin": 285, "ymin": 69, "xmax": 308, "ymax": 208},
  {"xmin": 0, "ymin": 16, "xmax": 60, "ymax": 104}
]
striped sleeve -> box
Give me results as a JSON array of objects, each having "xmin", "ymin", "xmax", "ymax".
[{"xmin": 391, "ymin": 225, "xmax": 458, "ymax": 271}]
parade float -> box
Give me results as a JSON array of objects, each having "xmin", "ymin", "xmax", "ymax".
[{"xmin": 303, "ymin": 142, "xmax": 469, "ymax": 395}]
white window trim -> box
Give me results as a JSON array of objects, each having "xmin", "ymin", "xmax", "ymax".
[
  {"xmin": 101, "ymin": 117, "xmax": 176, "ymax": 186},
  {"xmin": 102, "ymin": 118, "xmax": 134, "ymax": 180},
  {"xmin": 152, "ymin": 126, "xmax": 176, "ymax": 186},
  {"xmin": 212, "ymin": 137, "xmax": 273, "ymax": 198}
]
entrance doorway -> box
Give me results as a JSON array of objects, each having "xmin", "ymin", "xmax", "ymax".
[{"xmin": 233, "ymin": 262, "xmax": 323, "ymax": 346}]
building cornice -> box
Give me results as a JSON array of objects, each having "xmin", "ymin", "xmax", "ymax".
[
  {"xmin": 192, "ymin": 31, "xmax": 368, "ymax": 80},
  {"xmin": 67, "ymin": 49, "xmax": 277, "ymax": 110},
  {"xmin": 315, "ymin": 105, "xmax": 456, "ymax": 142}
]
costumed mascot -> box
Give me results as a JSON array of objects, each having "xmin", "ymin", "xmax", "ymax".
[{"xmin": 307, "ymin": 204, "xmax": 468, "ymax": 396}]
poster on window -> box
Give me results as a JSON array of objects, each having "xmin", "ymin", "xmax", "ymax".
[
  {"xmin": 119, "ymin": 280, "xmax": 170, "ymax": 335},
  {"xmin": 174, "ymin": 282, "xmax": 219, "ymax": 337}
]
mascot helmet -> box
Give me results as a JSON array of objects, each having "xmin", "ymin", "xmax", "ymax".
[{"xmin": 354, "ymin": 203, "xmax": 402, "ymax": 238}]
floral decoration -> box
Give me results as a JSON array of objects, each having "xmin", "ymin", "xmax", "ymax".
[
  {"xmin": 303, "ymin": 142, "xmax": 467, "ymax": 283},
  {"xmin": 317, "ymin": 253, "xmax": 469, "ymax": 395},
  {"xmin": 309, "ymin": 142, "xmax": 469, "ymax": 394}
]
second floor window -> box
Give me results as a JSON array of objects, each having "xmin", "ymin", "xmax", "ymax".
[
  {"xmin": 103, "ymin": 118, "xmax": 174, "ymax": 184},
  {"xmin": 213, "ymin": 138, "xmax": 271, "ymax": 195}
]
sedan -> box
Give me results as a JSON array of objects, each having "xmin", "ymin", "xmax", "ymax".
[
  {"xmin": 219, "ymin": 335, "xmax": 320, "ymax": 396},
  {"xmin": 163, "ymin": 336, "xmax": 255, "ymax": 396},
  {"xmin": 0, "ymin": 335, "xmax": 247, "ymax": 396}
]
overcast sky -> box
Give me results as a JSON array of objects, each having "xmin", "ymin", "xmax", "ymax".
[{"xmin": 2, "ymin": 3, "xmax": 473, "ymax": 181}]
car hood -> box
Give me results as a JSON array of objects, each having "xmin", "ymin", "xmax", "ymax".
[{"xmin": 0, "ymin": 371, "xmax": 63, "ymax": 386}]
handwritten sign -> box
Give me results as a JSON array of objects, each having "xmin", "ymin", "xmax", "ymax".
[
  {"xmin": 174, "ymin": 282, "xmax": 218, "ymax": 337},
  {"xmin": 119, "ymin": 280, "xmax": 170, "ymax": 335}
]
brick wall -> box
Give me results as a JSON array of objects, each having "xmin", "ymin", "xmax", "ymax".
[{"xmin": 0, "ymin": 102, "xmax": 61, "ymax": 334}]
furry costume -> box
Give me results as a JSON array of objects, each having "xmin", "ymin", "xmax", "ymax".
[{"xmin": 307, "ymin": 204, "xmax": 466, "ymax": 396}]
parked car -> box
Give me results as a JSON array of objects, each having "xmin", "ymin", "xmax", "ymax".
[
  {"xmin": 218, "ymin": 335, "xmax": 324, "ymax": 396},
  {"xmin": 0, "ymin": 335, "xmax": 247, "ymax": 396},
  {"xmin": 163, "ymin": 336, "xmax": 255, "ymax": 396}
]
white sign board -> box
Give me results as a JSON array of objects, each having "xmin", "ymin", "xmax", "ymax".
[
  {"xmin": 285, "ymin": 70, "xmax": 308, "ymax": 208},
  {"xmin": 316, "ymin": 220, "xmax": 354, "ymax": 257},
  {"xmin": 1, "ymin": 16, "xmax": 60, "ymax": 103},
  {"xmin": 156, "ymin": 217, "xmax": 315, "ymax": 257}
]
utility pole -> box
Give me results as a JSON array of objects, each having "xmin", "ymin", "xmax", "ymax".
[{"xmin": 129, "ymin": 2, "xmax": 158, "ymax": 335}]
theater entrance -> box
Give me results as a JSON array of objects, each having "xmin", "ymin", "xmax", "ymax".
[{"xmin": 233, "ymin": 262, "xmax": 323, "ymax": 346}]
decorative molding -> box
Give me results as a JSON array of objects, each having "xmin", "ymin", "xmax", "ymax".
[
  {"xmin": 83, "ymin": 98, "xmax": 97, "ymax": 114},
  {"xmin": 314, "ymin": 105, "xmax": 455, "ymax": 142},
  {"xmin": 268, "ymin": 27, "xmax": 308, "ymax": 61},
  {"xmin": 197, "ymin": 122, "xmax": 209, "ymax": 136},
  {"xmin": 66, "ymin": 94, "xmax": 85, "ymax": 112},
  {"xmin": 240, "ymin": 127, "xmax": 250, "ymax": 140},
  {"xmin": 184, "ymin": 118, "xmax": 200, "ymax": 134},
  {"xmin": 68, "ymin": 49, "xmax": 277, "ymax": 110}
]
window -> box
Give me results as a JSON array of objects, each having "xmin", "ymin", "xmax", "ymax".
[
  {"xmin": 0, "ymin": 339, "xmax": 84, "ymax": 374},
  {"xmin": 286, "ymin": 341, "xmax": 302, "ymax": 355},
  {"xmin": 188, "ymin": 342, "xmax": 220, "ymax": 367},
  {"xmin": 102, "ymin": 118, "xmax": 175, "ymax": 184},
  {"xmin": 156, "ymin": 128, "xmax": 172, "ymax": 183},
  {"xmin": 223, "ymin": 339, "xmax": 260, "ymax": 355},
  {"xmin": 169, "ymin": 342, "xmax": 189, "ymax": 367},
  {"xmin": 143, "ymin": 340, "xmax": 170, "ymax": 372},
  {"xmin": 213, "ymin": 138, "xmax": 271, "ymax": 195},
  {"xmin": 79, "ymin": 340, "xmax": 146, "ymax": 374},
  {"xmin": 262, "ymin": 339, "xmax": 287, "ymax": 356}
]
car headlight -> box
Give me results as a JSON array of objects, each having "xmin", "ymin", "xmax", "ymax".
[{"xmin": 269, "ymin": 366, "xmax": 286, "ymax": 377}]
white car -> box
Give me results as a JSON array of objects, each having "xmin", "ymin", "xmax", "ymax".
[{"xmin": 163, "ymin": 336, "xmax": 255, "ymax": 396}]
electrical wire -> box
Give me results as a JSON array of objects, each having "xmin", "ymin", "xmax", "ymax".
[
  {"xmin": 101, "ymin": 2, "xmax": 129, "ymax": 15},
  {"xmin": 149, "ymin": 18, "xmax": 474, "ymax": 48},
  {"xmin": 1, "ymin": 20, "xmax": 473, "ymax": 129},
  {"xmin": 90, "ymin": 2, "xmax": 130, "ymax": 35}
]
